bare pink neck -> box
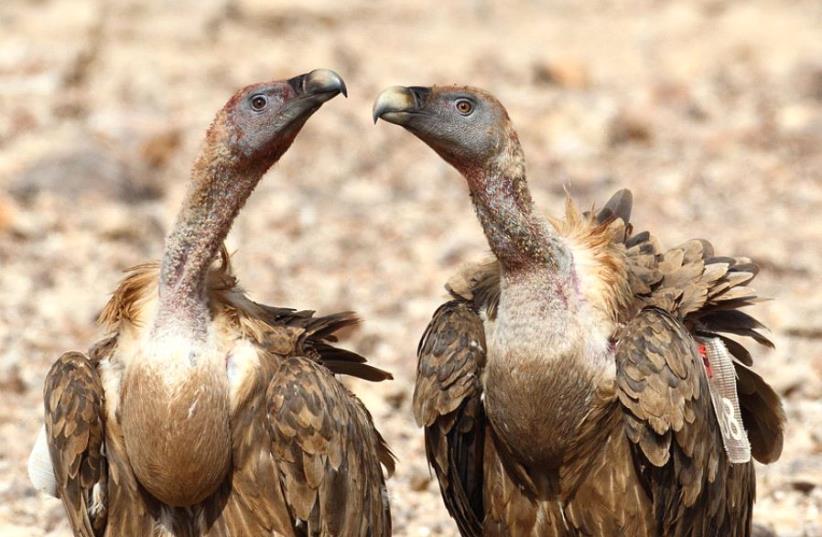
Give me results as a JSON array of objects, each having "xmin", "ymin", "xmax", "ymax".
[
  {"xmin": 155, "ymin": 149, "xmax": 265, "ymax": 336},
  {"xmin": 461, "ymin": 142, "xmax": 570, "ymax": 276}
]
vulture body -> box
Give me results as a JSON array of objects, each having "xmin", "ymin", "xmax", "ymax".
[
  {"xmin": 32, "ymin": 70, "xmax": 393, "ymax": 537},
  {"xmin": 374, "ymin": 85, "xmax": 784, "ymax": 537}
]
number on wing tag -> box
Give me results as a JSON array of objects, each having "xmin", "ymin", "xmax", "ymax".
[{"xmin": 696, "ymin": 336, "xmax": 751, "ymax": 464}]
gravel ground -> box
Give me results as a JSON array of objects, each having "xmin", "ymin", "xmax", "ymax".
[{"xmin": 0, "ymin": 0, "xmax": 820, "ymax": 535}]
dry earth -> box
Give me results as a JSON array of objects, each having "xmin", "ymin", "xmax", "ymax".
[{"xmin": 0, "ymin": 0, "xmax": 820, "ymax": 535}]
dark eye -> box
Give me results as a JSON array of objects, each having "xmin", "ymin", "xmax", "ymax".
[
  {"xmin": 250, "ymin": 94, "xmax": 268, "ymax": 111},
  {"xmin": 455, "ymin": 99, "xmax": 474, "ymax": 115}
]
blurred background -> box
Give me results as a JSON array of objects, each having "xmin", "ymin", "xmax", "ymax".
[{"xmin": 0, "ymin": 0, "xmax": 820, "ymax": 535}]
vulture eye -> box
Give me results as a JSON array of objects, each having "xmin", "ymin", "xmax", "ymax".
[
  {"xmin": 455, "ymin": 99, "xmax": 474, "ymax": 115},
  {"xmin": 250, "ymin": 95, "xmax": 268, "ymax": 111}
]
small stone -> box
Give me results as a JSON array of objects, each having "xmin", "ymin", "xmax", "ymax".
[
  {"xmin": 533, "ymin": 58, "xmax": 590, "ymax": 89},
  {"xmin": 0, "ymin": 194, "xmax": 18, "ymax": 234},
  {"xmin": 0, "ymin": 365, "xmax": 27, "ymax": 395},
  {"xmin": 778, "ymin": 104, "xmax": 817, "ymax": 134},
  {"xmin": 794, "ymin": 61, "xmax": 822, "ymax": 102},
  {"xmin": 791, "ymin": 479, "xmax": 816, "ymax": 494},
  {"xmin": 409, "ymin": 471, "xmax": 431, "ymax": 492},
  {"xmin": 383, "ymin": 386, "xmax": 407, "ymax": 410},
  {"xmin": 608, "ymin": 110, "xmax": 654, "ymax": 146},
  {"xmin": 140, "ymin": 128, "xmax": 182, "ymax": 170},
  {"xmin": 751, "ymin": 523, "xmax": 777, "ymax": 537}
]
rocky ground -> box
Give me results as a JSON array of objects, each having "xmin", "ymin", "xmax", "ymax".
[{"xmin": 0, "ymin": 0, "xmax": 820, "ymax": 535}]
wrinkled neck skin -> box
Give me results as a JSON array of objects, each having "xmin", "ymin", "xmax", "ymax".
[
  {"xmin": 156, "ymin": 144, "xmax": 266, "ymax": 339},
  {"xmin": 457, "ymin": 131, "xmax": 572, "ymax": 289},
  {"xmin": 458, "ymin": 139, "xmax": 591, "ymax": 359},
  {"xmin": 466, "ymin": 165, "xmax": 567, "ymax": 275}
]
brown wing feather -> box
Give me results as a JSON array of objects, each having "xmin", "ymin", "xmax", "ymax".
[
  {"xmin": 561, "ymin": 420, "xmax": 656, "ymax": 537},
  {"xmin": 616, "ymin": 307, "xmax": 755, "ymax": 537},
  {"xmin": 206, "ymin": 354, "xmax": 296, "ymax": 537},
  {"xmin": 589, "ymin": 189, "xmax": 784, "ymax": 466},
  {"xmin": 43, "ymin": 352, "xmax": 107, "ymax": 537},
  {"xmin": 267, "ymin": 356, "xmax": 392, "ymax": 537},
  {"xmin": 631, "ymin": 237, "xmax": 785, "ymax": 463},
  {"xmin": 211, "ymin": 350, "xmax": 393, "ymax": 537},
  {"xmin": 414, "ymin": 300, "xmax": 487, "ymax": 537},
  {"xmin": 483, "ymin": 432, "xmax": 569, "ymax": 537}
]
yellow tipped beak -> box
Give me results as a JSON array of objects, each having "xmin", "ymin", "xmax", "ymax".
[
  {"xmin": 372, "ymin": 86, "xmax": 417, "ymax": 124},
  {"xmin": 288, "ymin": 69, "xmax": 347, "ymax": 102},
  {"xmin": 304, "ymin": 68, "xmax": 347, "ymax": 98}
]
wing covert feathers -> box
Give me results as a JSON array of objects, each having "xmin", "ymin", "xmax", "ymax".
[
  {"xmin": 43, "ymin": 352, "xmax": 107, "ymax": 537},
  {"xmin": 616, "ymin": 309, "xmax": 712, "ymax": 473},
  {"xmin": 606, "ymin": 189, "xmax": 784, "ymax": 463},
  {"xmin": 615, "ymin": 308, "xmax": 756, "ymax": 537},
  {"xmin": 415, "ymin": 300, "xmax": 487, "ymax": 536},
  {"xmin": 268, "ymin": 356, "xmax": 393, "ymax": 537},
  {"xmin": 415, "ymin": 301, "xmax": 485, "ymax": 427}
]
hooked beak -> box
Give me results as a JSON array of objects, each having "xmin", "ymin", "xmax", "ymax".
[
  {"xmin": 288, "ymin": 69, "xmax": 347, "ymax": 103},
  {"xmin": 372, "ymin": 86, "xmax": 431, "ymax": 124},
  {"xmin": 274, "ymin": 69, "xmax": 346, "ymax": 131}
]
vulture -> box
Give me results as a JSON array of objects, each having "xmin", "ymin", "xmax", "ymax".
[
  {"xmin": 28, "ymin": 69, "xmax": 394, "ymax": 537},
  {"xmin": 373, "ymin": 85, "xmax": 785, "ymax": 537}
]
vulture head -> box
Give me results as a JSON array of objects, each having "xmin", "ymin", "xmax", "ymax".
[
  {"xmin": 373, "ymin": 85, "xmax": 518, "ymax": 176},
  {"xmin": 209, "ymin": 69, "xmax": 347, "ymax": 171}
]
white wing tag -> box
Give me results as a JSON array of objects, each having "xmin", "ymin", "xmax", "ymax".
[{"xmin": 696, "ymin": 336, "xmax": 751, "ymax": 464}]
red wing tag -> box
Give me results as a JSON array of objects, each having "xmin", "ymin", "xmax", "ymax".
[{"xmin": 696, "ymin": 336, "xmax": 751, "ymax": 464}]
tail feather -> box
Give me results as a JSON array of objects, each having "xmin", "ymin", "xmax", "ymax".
[
  {"xmin": 732, "ymin": 360, "xmax": 785, "ymax": 463},
  {"xmin": 322, "ymin": 360, "xmax": 393, "ymax": 382}
]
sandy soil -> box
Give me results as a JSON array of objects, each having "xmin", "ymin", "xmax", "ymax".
[{"xmin": 0, "ymin": 0, "xmax": 820, "ymax": 535}]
